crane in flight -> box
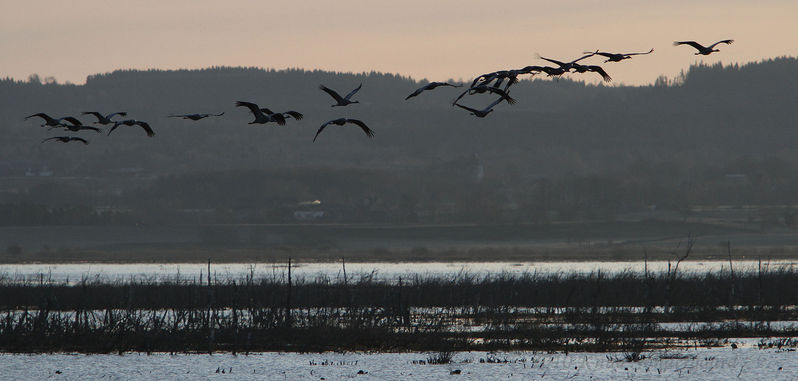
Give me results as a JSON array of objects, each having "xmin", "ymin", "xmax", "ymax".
[
  {"xmin": 674, "ymin": 40, "xmax": 734, "ymax": 55},
  {"xmin": 537, "ymin": 52, "xmax": 597, "ymax": 72},
  {"xmin": 81, "ymin": 111, "xmax": 127, "ymax": 125},
  {"xmin": 59, "ymin": 117, "xmax": 102, "ymax": 133},
  {"xmin": 107, "ymin": 120, "xmax": 155, "ymax": 137},
  {"xmin": 235, "ymin": 101, "xmax": 286, "ymax": 125},
  {"xmin": 405, "ymin": 82, "xmax": 462, "ymax": 100},
  {"xmin": 586, "ymin": 48, "xmax": 654, "ymax": 62},
  {"xmin": 259, "ymin": 108, "xmax": 303, "ymax": 122},
  {"xmin": 169, "ymin": 112, "xmax": 225, "ymax": 121},
  {"xmin": 313, "ymin": 118, "xmax": 374, "ymax": 142},
  {"xmin": 42, "ymin": 136, "xmax": 88, "ymax": 145},
  {"xmin": 453, "ymin": 97, "xmax": 506, "ymax": 118},
  {"xmin": 319, "ymin": 84, "xmax": 362, "ymax": 107},
  {"xmin": 25, "ymin": 113, "xmax": 67, "ymax": 128}
]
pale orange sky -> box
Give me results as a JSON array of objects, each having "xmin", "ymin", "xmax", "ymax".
[{"xmin": 3, "ymin": 1, "xmax": 797, "ymax": 86}]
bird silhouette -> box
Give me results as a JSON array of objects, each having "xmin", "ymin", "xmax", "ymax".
[
  {"xmin": 674, "ymin": 40, "xmax": 733, "ymax": 55},
  {"xmin": 42, "ymin": 136, "xmax": 88, "ymax": 144},
  {"xmin": 235, "ymin": 101, "xmax": 287, "ymax": 125},
  {"xmin": 259, "ymin": 108, "xmax": 303, "ymax": 122},
  {"xmin": 405, "ymin": 82, "xmax": 462, "ymax": 100},
  {"xmin": 25, "ymin": 113, "xmax": 66, "ymax": 128},
  {"xmin": 537, "ymin": 52, "xmax": 597, "ymax": 72},
  {"xmin": 107, "ymin": 120, "xmax": 155, "ymax": 137},
  {"xmin": 452, "ymin": 84, "xmax": 516, "ymax": 106},
  {"xmin": 319, "ymin": 84, "xmax": 362, "ymax": 107},
  {"xmin": 571, "ymin": 64, "xmax": 612, "ymax": 82},
  {"xmin": 169, "ymin": 112, "xmax": 224, "ymax": 121},
  {"xmin": 313, "ymin": 118, "xmax": 374, "ymax": 142},
  {"xmin": 586, "ymin": 49, "xmax": 654, "ymax": 62},
  {"xmin": 81, "ymin": 111, "xmax": 127, "ymax": 125},
  {"xmin": 453, "ymin": 97, "xmax": 506, "ymax": 118},
  {"xmin": 59, "ymin": 117, "xmax": 102, "ymax": 133},
  {"xmin": 539, "ymin": 66, "xmax": 568, "ymax": 78}
]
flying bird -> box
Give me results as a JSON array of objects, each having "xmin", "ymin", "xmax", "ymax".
[
  {"xmin": 470, "ymin": 70, "xmax": 514, "ymax": 89},
  {"xmin": 169, "ymin": 112, "xmax": 224, "ymax": 121},
  {"xmin": 59, "ymin": 117, "xmax": 102, "ymax": 133},
  {"xmin": 313, "ymin": 118, "xmax": 374, "ymax": 142},
  {"xmin": 259, "ymin": 108, "xmax": 304, "ymax": 121},
  {"xmin": 107, "ymin": 120, "xmax": 155, "ymax": 137},
  {"xmin": 571, "ymin": 64, "xmax": 613, "ymax": 82},
  {"xmin": 673, "ymin": 40, "xmax": 734, "ymax": 55},
  {"xmin": 319, "ymin": 84, "xmax": 362, "ymax": 107},
  {"xmin": 81, "ymin": 111, "xmax": 127, "ymax": 125},
  {"xmin": 453, "ymin": 97, "xmax": 506, "ymax": 118},
  {"xmin": 235, "ymin": 101, "xmax": 286, "ymax": 125},
  {"xmin": 537, "ymin": 52, "xmax": 597, "ymax": 72},
  {"xmin": 25, "ymin": 113, "xmax": 66, "ymax": 128},
  {"xmin": 452, "ymin": 84, "xmax": 516, "ymax": 106},
  {"xmin": 42, "ymin": 136, "xmax": 88, "ymax": 145},
  {"xmin": 405, "ymin": 82, "xmax": 462, "ymax": 100},
  {"xmin": 540, "ymin": 66, "xmax": 568, "ymax": 77},
  {"xmin": 586, "ymin": 48, "xmax": 654, "ymax": 62}
]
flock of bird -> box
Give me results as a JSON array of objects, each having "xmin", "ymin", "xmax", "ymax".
[{"xmin": 25, "ymin": 39, "xmax": 733, "ymax": 145}]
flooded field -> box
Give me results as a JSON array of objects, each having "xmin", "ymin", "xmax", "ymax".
[{"xmin": 1, "ymin": 344, "xmax": 796, "ymax": 380}]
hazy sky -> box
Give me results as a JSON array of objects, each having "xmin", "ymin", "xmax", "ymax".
[{"xmin": 3, "ymin": 1, "xmax": 797, "ymax": 86}]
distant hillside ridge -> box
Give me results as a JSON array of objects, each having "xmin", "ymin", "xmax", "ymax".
[{"xmin": 1, "ymin": 57, "xmax": 797, "ymax": 177}]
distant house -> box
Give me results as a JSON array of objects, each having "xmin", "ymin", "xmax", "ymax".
[{"xmin": 294, "ymin": 200, "xmax": 326, "ymax": 221}]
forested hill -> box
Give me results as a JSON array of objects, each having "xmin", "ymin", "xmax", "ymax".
[{"xmin": 1, "ymin": 58, "xmax": 798, "ymax": 178}]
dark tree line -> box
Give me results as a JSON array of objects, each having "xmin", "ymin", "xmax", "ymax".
[{"xmin": 2, "ymin": 58, "xmax": 798, "ymax": 225}]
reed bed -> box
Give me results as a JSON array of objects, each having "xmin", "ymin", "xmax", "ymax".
[{"xmin": 1, "ymin": 264, "xmax": 797, "ymax": 353}]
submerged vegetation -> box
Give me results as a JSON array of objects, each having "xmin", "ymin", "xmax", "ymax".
[{"xmin": 1, "ymin": 260, "xmax": 798, "ymax": 353}]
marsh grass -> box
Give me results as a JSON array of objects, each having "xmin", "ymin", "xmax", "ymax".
[{"xmin": 2, "ymin": 266, "xmax": 798, "ymax": 353}]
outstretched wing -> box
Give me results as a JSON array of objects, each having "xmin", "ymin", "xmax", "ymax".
[
  {"xmin": 271, "ymin": 113, "xmax": 286, "ymax": 126},
  {"xmin": 405, "ymin": 87, "xmax": 425, "ymax": 100},
  {"xmin": 453, "ymin": 103, "xmax": 479, "ymax": 114},
  {"xmin": 313, "ymin": 120, "xmax": 336, "ymax": 142},
  {"xmin": 41, "ymin": 136, "xmax": 60, "ymax": 143},
  {"xmin": 674, "ymin": 41, "xmax": 706, "ymax": 51},
  {"xmin": 570, "ymin": 52, "xmax": 597, "ymax": 64},
  {"xmin": 82, "ymin": 126, "xmax": 102, "ymax": 133},
  {"xmin": 589, "ymin": 51, "xmax": 614, "ymax": 58},
  {"xmin": 107, "ymin": 122, "xmax": 121, "ymax": 136},
  {"xmin": 283, "ymin": 111, "xmax": 303, "ymax": 120},
  {"xmin": 71, "ymin": 137, "xmax": 89, "ymax": 144},
  {"xmin": 538, "ymin": 55, "xmax": 567, "ymax": 68},
  {"xmin": 345, "ymin": 119, "xmax": 374, "ymax": 138},
  {"xmin": 235, "ymin": 101, "xmax": 262, "ymax": 116},
  {"xmin": 486, "ymin": 87, "xmax": 516, "ymax": 105},
  {"xmin": 708, "ymin": 39, "xmax": 734, "ymax": 49},
  {"xmin": 319, "ymin": 85, "xmax": 345, "ymax": 103},
  {"xmin": 343, "ymin": 83, "xmax": 362, "ymax": 101},
  {"xmin": 26, "ymin": 113, "xmax": 56, "ymax": 123},
  {"xmin": 588, "ymin": 66, "xmax": 612, "ymax": 82},
  {"xmin": 625, "ymin": 48, "xmax": 654, "ymax": 56},
  {"xmin": 81, "ymin": 112, "xmax": 104, "ymax": 122},
  {"xmin": 62, "ymin": 116, "xmax": 82, "ymax": 126},
  {"xmin": 485, "ymin": 96, "xmax": 506, "ymax": 111},
  {"xmin": 106, "ymin": 112, "xmax": 127, "ymax": 119},
  {"xmin": 260, "ymin": 107, "xmax": 275, "ymax": 115},
  {"xmin": 134, "ymin": 121, "xmax": 155, "ymax": 137}
]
